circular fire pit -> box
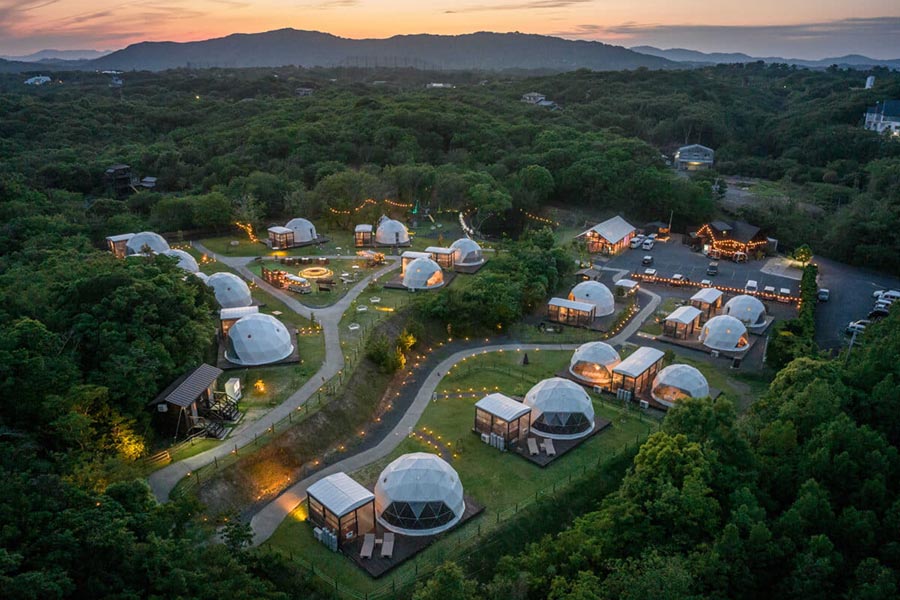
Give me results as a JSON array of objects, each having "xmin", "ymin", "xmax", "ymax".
[{"xmin": 300, "ymin": 266, "xmax": 333, "ymax": 280}]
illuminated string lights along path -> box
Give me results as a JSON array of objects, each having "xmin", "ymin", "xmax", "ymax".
[
  {"xmin": 247, "ymin": 286, "xmax": 660, "ymax": 546},
  {"xmin": 146, "ymin": 243, "xmax": 401, "ymax": 503}
]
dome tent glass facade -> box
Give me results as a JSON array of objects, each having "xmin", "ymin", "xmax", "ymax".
[
  {"xmin": 524, "ymin": 377, "xmax": 595, "ymax": 439},
  {"xmin": 450, "ymin": 238, "xmax": 484, "ymax": 266},
  {"xmin": 402, "ymin": 257, "xmax": 444, "ymax": 290},
  {"xmin": 162, "ymin": 249, "xmax": 199, "ymax": 273},
  {"xmin": 651, "ymin": 364, "xmax": 710, "ymax": 407},
  {"xmin": 126, "ymin": 231, "xmax": 169, "ymax": 255},
  {"xmin": 285, "ymin": 218, "xmax": 318, "ymax": 243},
  {"xmin": 724, "ymin": 294, "xmax": 766, "ymax": 327},
  {"xmin": 699, "ymin": 315, "xmax": 750, "ymax": 353},
  {"xmin": 374, "ymin": 453, "xmax": 465, "ymax": 536},
  {"xmin": 224, "ymin": 313, "xmax": 294, "ymax": 366},
  {"xmin": 568, "ymin": 281, "xmax": 615, "ymax": 317},
  {"xmin": 206, "ymin": 272, "xmax": 253, "ymax": 308},
  {"xmin": 568, "ymin": 341, "xmax": 621, "ymax": 386},
  {"xmin": 375, "ymin": 218, "xmax": 410, "ymax": 245}
]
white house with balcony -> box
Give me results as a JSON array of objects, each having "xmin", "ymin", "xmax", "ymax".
[{"xmin": 864, "ymin": 101, "xmax": 900, "ymax": 136}]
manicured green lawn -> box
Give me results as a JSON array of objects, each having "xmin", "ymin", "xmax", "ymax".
[
  {"xmin": 640, "ymin": 296, "xmax": 685, "ymax": 336},
  {"xmin": 264, "ymin": 350, "xmax": 654, "ymax": 595}
]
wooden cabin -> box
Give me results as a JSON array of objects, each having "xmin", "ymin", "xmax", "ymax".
[
  {"xmin": 148, "ymin": 364, "xmax": 231, "ymax": 439},
  {"xmin": 577, "ymin": 216, "xmax": 635, "ymax": 256},
  {"xmin": 106, "ymin": 233, "xmax": 134, "ymax": 258},
  {"xmin": 690, "ymin": 288, "xmax": 724, "ymax": 321},
  {"xmin": 306, "ymin": 473, "xmax": 376, "ymax": 549},
  {"xmin": 354, "ymin": 224, "xmax": 374, "ymax": 247},
  {"xmin": 268, "ymin": 226, "xmax": 295, "ymax": 250},
  {"xmin": 474, "ymin": 393, "xmax": 532, "ymax": 449}
]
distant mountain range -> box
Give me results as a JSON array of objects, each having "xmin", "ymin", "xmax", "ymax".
[
  {"xmin": 0, "ymin": 49, "xmax": 109, "ymax": 62},
  {"xmin": 631, "ymin": 46, "xmax": 900, "ymax": 69}
]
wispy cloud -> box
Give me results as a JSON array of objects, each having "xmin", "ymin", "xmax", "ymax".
[
  {"xmin": 301, "ymin": 0, "xmax": 359, "ymax": 9},
  {"xmin": 446, "ymin": 0, "xmax": 593, "ymax": 15}
]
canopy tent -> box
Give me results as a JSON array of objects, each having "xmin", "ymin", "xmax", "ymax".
[
  {"xmin": 724, "ymin": 294, "xmax": 767, "ymax": 327},
  {"xmin": 568, "ymin": 341, "xmax": 621, "ymax": 386},
  {"xmin": 699, "ymin": 315, "xmax": 750, "ymax": 353},
  {"xmin": 374, "ymin": 453, "xmax": 465, "ymax": 536},
  {"xmin": 126, "ymin": 231, "xmax": 169, "ymax": 256},
  {"xmin": 206, "ymin": 272, "xmax": 253, "ymax": 308},
  {"xmin": 524, "ymin": 378, "xmax": 595, "ymax": 440},
  {"xmin": 224, "ymin": 313, "xmax": 294, "ymax": 366},
  {"xmin": 161, "ymin": 249, "xmax": 199, "ymax": 273},
  {"xmin": 651, "ymin": 364, "xmax": 710, "ymax": 408},
  {"xmin": 402, "ymin": 257, "xmax": 444, "ymax": 290},
  {"xmin": 568, "ymin": 281, "xmax": 615, "ymax": 317}
]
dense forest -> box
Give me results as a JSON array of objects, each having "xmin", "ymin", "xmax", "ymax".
[{"xmin": 1, "ymin": 64, "xmax": 900, "ymax": 598}]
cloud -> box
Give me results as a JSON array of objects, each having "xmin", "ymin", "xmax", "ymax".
[
  {"xmin": 446, "ymin": 0, "xmax": 593, "ymax": 14},
  {"xmin": 301, "ymin": 0, "xmax": 359, "ymax": 9}
]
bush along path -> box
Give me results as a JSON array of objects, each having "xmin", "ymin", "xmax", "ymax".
[
  {"xmin": 145, "ymin": 243, "xmax": 401, "ymax": 502},
  {"xmin": 247, "ymin": 287, "xmax": 661, "ymax": 545}
]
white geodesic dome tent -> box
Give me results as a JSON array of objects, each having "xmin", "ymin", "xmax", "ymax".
[
  {"xmin": 374, "ymin": 453, "xmax": 465, "ymax": 536},
  {"xmin": 568, "ymin": 281, "xmax": 615, "ymax": 317},
  {"xmin": 450, "ymin": 238, "xmax": 484, "ymax": 267},
  {"xmin": 524, "ymin": 377, "xmax": 595, "ymax": 439},
  {"xmin": 193, "ymin": 272, "xmax": 209, "ymax": 283},
  {"xmin": 206, "ymin": 272, "xmax": 253, "ymax": 308},
  {"xmin": 699, "ymin": 315, "xmax": 749, "ymax": 353},
  {"xmin": 569, "ymin": 341, "xmax": 621, "ymax": 386},
  {"xmin": 375, "ymin": 218, "xmax": 410, "ymax": 245},
  {"xmin": 224, "ymin": 313, "xmax": 294, "ymax": 366},
  {"xmin": 285, "ymin": 218, "xmax": 318, "ymax": 243},
  {"xmin": 724, "ymin": 294, "xmax": 767, "ymax": 327},
  {"xmin": 161, "ymin": 249, "xmax": 199, "ymax": 273},
  {"xmin": 402, "ymin": 257, "xmax": 444, "ymax": 290},
  {"xmin": 651, "ymin": 364, "xmax": 710, "ymax": 408},
  {"xmin": 126, "ymin": 231, "xmax": 169, "ymax": 255}
]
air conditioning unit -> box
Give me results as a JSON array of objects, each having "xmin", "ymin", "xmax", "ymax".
[
  {"xmin": 710, "ymin": 350, "xmax": 720, "ymax": 358},
  {"xmin": 593, "ymin": 385, "xmax": 603, "ymax": 394},
  {"xmin": 639, "ymin": 400, "xmax": 649, "ymax": 410},
  {"xmin": 157, "ymin": 404, "xmax": 168, "ymax": 413},
  {"xmin": 480, "ymin": 433, "xmax": 490, "ymax": 444}
]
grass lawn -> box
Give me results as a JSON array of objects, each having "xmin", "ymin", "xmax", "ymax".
[
  {"xmin": 264, "ymin": 350, "xmax": 654, "ymax": 595},
  {"xmin": 639, "ymin": 296, "xmax": 686, "ymax": 336}
]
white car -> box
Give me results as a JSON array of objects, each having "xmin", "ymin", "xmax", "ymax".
[
  {"xmin": 745, "ymin": 279, "xmax": 758, "ymax": 293},
  {"xmin": 630, "ymin": 236, "xmax": 645, "ymax": 249},
  {"xmin": 876, "ymin": 290, "xmax": 900, "ymax": 302},
  {"xmin": 644, "ymin": 268, "xmax": 657, "ymax": 277},
  {"xmin": 642, "ymin": 239, "xmax": 655, "ymax": 250},
  {"xmin": 701, "ymin": 279, "xmax": 712, "ymax": 287}
]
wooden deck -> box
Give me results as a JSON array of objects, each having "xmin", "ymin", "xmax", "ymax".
[
  {"xmin": 342, "ymin": 494, "xmax": 484, "ymax": 578},
  {"xmin": 513, "ymin": 418, "xmax": 612, "ymax": 467}
]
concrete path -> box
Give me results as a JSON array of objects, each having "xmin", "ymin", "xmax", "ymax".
[
  {"xmin": 247, "ymin": 288, "xmax": 660, "ymax": 546},
  {"xmin": 146, "ymin": 244, "xmax": 400, "ymax": 502}
]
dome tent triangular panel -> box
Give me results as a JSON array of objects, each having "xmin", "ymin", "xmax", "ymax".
[
  {"xmin": 524, "ymin": 377, "xmax": 595, "ymax": 440},
  {"xmin": 126, "ymin": 231, "xmax": 170, "ymax": 255},
  {"xmin": 224, "ymin": 313, "xmax": 294, "ymax": 366},
  {"xmin": 450, "ymin": 238, "xmax": 484, "ymax": 266},
  {"xmin": 375, "ymin": 218, "xmax": 410, "ymax": 245},
  {"xmin": 374, "ymin": 453, "xmax": 465, "ymax": 536},
  {"xmin": 699, "ymin": 315, "xmax": 749, "ymax": 353},
  {"xmin": 402, "ymin": 257, "xmax": 444, "ymax": 290},
  {"xmin": 206, "ymin": 272, "xmax": 253, "ymax": 308},
  {"xmin": 161, "ymin": 249, "xmax": 199, "ymax": 273},
  {"xmin": 569, "ymin": 341, "xmax": 621, "ymax": 386},
  {"xmin": 285, "ymin": 218, "xmax": 318, "ymax": 243},
  {"xmin": 724, "ymin": 294, "xmax": 766, "ymax": 327},
  {"xmin": 651, "ymin": 364, "xmax": 710, "ymax": 407},
  {"xmin": 568, "ymin": 281, "xmax": 615, "ymax": 317}
]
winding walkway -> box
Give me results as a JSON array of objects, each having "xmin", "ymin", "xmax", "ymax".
[
  {"xmin": 247, "ymin": 288, "xmax": 661, "ymax": 546},
  {"xmin": 146, "ymin": 244, "xmax": 401, "ymax": 502}
]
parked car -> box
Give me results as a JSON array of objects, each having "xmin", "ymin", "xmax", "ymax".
[
  {"xmin": 647, "ymin": 233, "xmax": 658, "ymax": 240},
  {"xmin": 642, "ymin": 239, "xmax": 655, "ymax": 250},
  {"xmin": 868, "ymin": 309, "xmax": 890, "ymax": 321},
  {"xmin": 874, "ymin": 300, "xmax": 892, "ymax": 312},
  {"xmin": 763, "ymin": 285, "xmax": 776, "ymax": 295},
  {"xmin": 818, "ymin": 288, "xmax": 830, "ymax": 302},
  {"xmin": 643, "ymin": 268, "xmax": 657, "ymax": 277},
  {"xmin": 846, "ymin": 320, "xmax": 870, "ymax": 335},
  {"xmin": 642, "ymin": 255, "xmax": 654, "ymax": 265},
  {"xmin": 630, "ymin": 236, "xmax": 645, "ymax": 249},
  {"xmin": 706, "ymin": 262, "xmax": 719, "ymax": 276},
  {"xmin": 874, "ymin": 290, "xmax": 900, "ymax": 302},
  {"xmin": 779, "ymin": 288, "xmax": 791, "ymax": 302},
  {"xmin": 733, "ymin": 251, "xmax": 748, "ymax": 263},
  {"xmin": 700, "ymin": 279, "xmax": 712, "ymax": 287},
  {"xmin": 745, "ymin": 279, "xmax": 758, "ymax": 293}
]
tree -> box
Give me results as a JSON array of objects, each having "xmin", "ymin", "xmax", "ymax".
[
  {"xmin": 223, "ymin": 514, "xmax": 254, "ymax": 553},
  {"xmin": 413, "ymin": 562, "xmax": 479, "ymax": 600},
  {"xmin": 792, "ymin": 244, "xmax": 813, "ymax": 264}
]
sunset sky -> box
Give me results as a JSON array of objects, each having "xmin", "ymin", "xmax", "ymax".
[{"xmin": 2, "ymin": 0, "xmax": 900, "ymax": 58}]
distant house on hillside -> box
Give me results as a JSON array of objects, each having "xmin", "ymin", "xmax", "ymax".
[
  {"xmin": 24, "ymin": 75, "xmax": 51, "ymax": 86},
  {"xmin": 864, "ymin": 100, "xmax": 900, "ymax": 136},
  {"xmin": 674, "ymin": 144, "xmax": 715, "ymax": 171},
  {"xmin": 577, "ymin": 216, "xmax": 636, "ymax": 256},
  {"xmin": 521, "ymin": 92, "xmax": 546, "ymax": 104},
  {"xmin": 426, "ymin": 82, "xmax": 455, "ymax": 89},
  {"xmin": 295, "ymin": 87, "xmax": 314, "ymax": 97}
]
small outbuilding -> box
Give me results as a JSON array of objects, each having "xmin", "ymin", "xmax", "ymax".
[
  {"xmin": 474, "ymin": 393, "xmax": 532, "ymax": 449},
  {"xmin": 615, "ymin": 278, "xmax": 639, "ymax": 296},
  {"xmin": 375, "ymin": 218, "xmax": 410, "ymax": 246},
  {"xmin": 675, "ymin": 144, "xmax": 715, "ymax": 171},
  {"xmin": 374, "ymin": 453, "xmax": 465, "ymax": 536},
  {"xmin": 354, "ymin": 224, "xmax": 374, "ymax": 247},
  {"xmin": 106, "ymin": 233, "xmax": 134, "ymax": 258},
  {"xmin": 267, "ymin": 226, "xmax": 295, "ymax": 250},
  {"xmin": 400, "ymin": 251, "xmax": 431, "ymax": 275},
  {"xmin": 426, "ymin": 246, "xmax": 455, "ymax": 269},
  {"xmin": 568, "ymin": 280, "xmax": 615, "ymax": 318},
  {"xmin": 148, "ymin": 363, "xmax": 224, "ymax": 439},
  {"xmin": 577, "ymin": 216, "xmax": 636, "ymax": 255},
  {"xmin": 611, "ymin": 347, "xmax": 665, "ymax": 395},
  {"xmin": 126, "ymin": 231, "xmax": 170, "ymax": 256},
  {"xmin": 724, "ymin": 294, "xmax": 767, "ymax": 328},
  {"xmin": 690, "ymin": 287, "xmax": 724, "ymax": 321},
  {"xmin": 219, "ymin": 306, "xmax": 259, "ymax": 338},
  {"xmin": 224, "ymin": 313, "xmax": 294, "ymax": 366},
  {"xmin": 699, "ymin": 315, "xmax": 749, "ymax": 353},
  {"xmin": 547, "ymin": 298, "xmax": 595, "ymax": 327},
  {"xmin": 402, "ymin": 257, "xmax": 444, "ymax": 290},
  {"xmin": 651, "ymin": 364, "xmax": 710, "ymax": 408},
  {"xmin": 306, "ymin": 472, "xmax": 376, "ymax": 549},
  {"xmin": 524, "ymin": 378, "xmax": 595, "ymax": 440},
  {"xmin": 206, "ymin": 272, "xmax": 253, "ymax": 308},
  {"xmin": 568, "ymin": 341, "xmax": 621, "ymax": 387},
  {"xmin": 663, "ymin": 305, "xmax": 703, "ymax": 339},
  {"xmin": 162, "ymin": 249, "xmax": 199, "ymax": 273}
]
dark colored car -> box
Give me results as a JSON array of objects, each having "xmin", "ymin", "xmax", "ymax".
[{"xmin": 706, "ymin": 262, "xmax": 719, "ymax": 276}]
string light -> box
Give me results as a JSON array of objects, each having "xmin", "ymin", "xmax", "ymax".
[
  {"xmin": 631, "ymin": 272, "xmax": 800, "ymax": 304},
  {"xmin": 234, "ymin": 221, "xmax": 259, "ymax": 243},
  {"xmin": 519, "ymin": 208, "xmax": 560, "ymax": 227}
]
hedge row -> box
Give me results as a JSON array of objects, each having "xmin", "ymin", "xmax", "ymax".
[{"xmin": 766, "ymin": 264, "xmax": 819, "ymax": 369}]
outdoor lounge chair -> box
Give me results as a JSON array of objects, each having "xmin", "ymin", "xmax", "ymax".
[
  {"xmin": 381, "ymin": 532, "xmax": 395, "ymax": 558},
  {"xmin": 527, "ymin": 437, "xmax": 539, "ymax": 456},
  {"xmin": 360, "ymin": 533, "xmax": 375, "ymax": 559},
  {"xmin": 544, "ymin": 438, "xmax": 557, "ymax": 457}
]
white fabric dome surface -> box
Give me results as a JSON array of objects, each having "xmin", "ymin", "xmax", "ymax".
[
  {"xmin": 374, "ymin": 452, "xmax": 465, "ymax": 536},
  {"xmin": 285, "ymin": 218, "xmax": 318, "ymax": 243},
  {"xmin": 402, "ymin": 257, "xmax": 444, "ymax": 290},
  {"xmin": 651, "ymin": 364, "xmax": 710, "ymax": 408},
  {"xmin": 524, "ymin": 377, "xmax": 595, "ymax": 440},
  {"xmin": 724, "ymin": 294, "xmax": 767, "ymax": 327},
  {"xmin": 193, "ymin": 272, "xmax": 209, "ymax": 283},
  {"xmin": 375, "ymin": 219, "xmax": 410, "ymax": 245},
  {"xmin": 568, "ymin": 281, "xmax": 615, "ymax": 317},
  {"xmin": 161, "ymin": 249, "xmax": 199, "ymax": 273},
  {"xmin": 126, "ymin": 231, "xmax": 170, "ymax": 255},
  {"xmin": 569, "ymin": 342, "xmax": 622, "ymax": 385},
  {"xmin": 699, "ymin": 315, "xmax": 750, "ymax": 353},
  {"xmin": 450, "ymin": 238, "xmax": 484, "ymax": 266},
  {"xmin": 224, "ymin": 313, "xmax": 294, "ymax": 366},
  {"xmin": 206, "ymin": 272, "xmax": 253, "ymax": 308}
]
